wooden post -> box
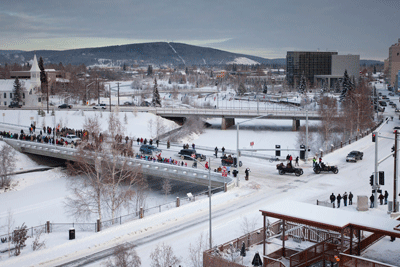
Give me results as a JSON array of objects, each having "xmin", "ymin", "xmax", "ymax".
[
  {"xmin": 282, "ymin": 219, "xmax": 286, "ymax": 257},
  {"xmin": 140, "ymin": 207, "xmax": 144, "ymax": 218},
  {"xmin": 224, "ymin": 183, "xmax": 227, "ymax": 192},
  {"xmin": 176, "ymin": 197, "xmax": 180, "ymax": 207},
  {"xmin": 263, "ymin": 215, "xmax": 266, "ymax": 257},
  {"xmin": 46, "ymin": 221, "xmax": 50, "ymax": 233},
  {"xmin": 97, "ymin": 219, "xmax": 101, "ymax": 232}
]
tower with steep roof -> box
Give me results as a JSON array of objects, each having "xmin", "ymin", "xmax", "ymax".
[{"xmin": 30, "ymin": 54, "xmax": 41, "ymax": 90}]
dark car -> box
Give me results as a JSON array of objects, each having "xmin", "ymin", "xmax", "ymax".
[
  {"xmin": 346, "ymin": 151, "xmax": 363, "ymax": 162},
  {"xmin": 58, "ymin": 104, "xmax": 72, "ymax": 109},
  {"xmin": 379, "ymin": 101, "xmax": 387, "ymax": 107},
  {"xmin": 178, "ymin": 149, "xmax": 206, "ymax": 161},
  {"xmin": 139, "ymin": 144, "xmax": 161, "ymax": 154},
  {"xmin": 8, "ymin": 102, "xmax": 22, "ymax": 108}
]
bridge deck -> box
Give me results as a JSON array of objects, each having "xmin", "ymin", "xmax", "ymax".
[{"xmin": 3, "ymin": 139, "xmax": 234, "ymax": 189}]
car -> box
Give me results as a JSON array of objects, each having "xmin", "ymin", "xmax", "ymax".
[
  {"xmin": 93, "ymin": 104, "xmax": 106, "ymax": 109},
  {"xmin": 396, "ymin": 109, "xmax": 400, "ymax": 113},
  {"xmin": 389, "ymin": 93, "xmax": 395, "ymax": 96},
  {"xmin": 392, "ymin": 104, "xmax": 397, "ymax": 108},
  {"xmin": 394, "ymin": 126, "xmax": 400, "ymax": 130},
  {"xmin": 63, "ymin": 135, "xmax": 81, "ymax": 144},
  {"xmin": 139, "ymin": 144, "xmax": 161, "ymax": 154},
  {"xmin": 8, "ymin": 102, "xmax": 22, "ymax": 108},
  {"xmin": 389, "ymin": 101, "xmax": 394, "ymax": 105},
  {"xmin": 379, "ymin": 101, "xmax": 387, "ymax": 107},
  {"xmin": 58, "ymin": 104, "xmax": 72, "ymax": 109},
  {"xmin": 178, "ymin": 149, "xmax": 206, "ymax": 161},
  {"xmin": 123, "ymin": 101, "xmax": 135, "ymax": 106},
  {"xmin": 346, "ymin": 151, "xmax": 363, "ymax": 162}
]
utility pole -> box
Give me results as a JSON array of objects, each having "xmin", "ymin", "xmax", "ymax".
[
  {"xmin": 374, "ymin": 131, "xmax": 378, "ymax": 209},
  {"xmin": 47, "ymin": 82, "xmax": 49, "ymax": 114},
  {"xmin": 394, "ymin": 130, "xmax": 398, "ymax": 212},
  {"xmin": 109, "ymin": 84, "xmax": 111, "ymax": 112},
  {"xmin": 97, "ymin": 78, "xmax": 100, "ymax": 105},
  {"xmin": 117, "ymin": 82, "xmax": 120, "ymax": 106}
]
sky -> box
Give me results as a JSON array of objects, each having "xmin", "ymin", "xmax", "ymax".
[{"xmin": 1, "ymin": 0, "xmax": 399, "ymax": 60}]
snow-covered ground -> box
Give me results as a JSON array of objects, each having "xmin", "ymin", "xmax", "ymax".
[{"xmin": 1, "ymin": 81, "xmax": 400, "ymax": 266}]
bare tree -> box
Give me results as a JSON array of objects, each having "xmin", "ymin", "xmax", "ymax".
[
  {"xmin": 32, "ymin": 228, "xmax": 46, "ymax": 251},
  {"xmin": 65, "ymin": 116, "xmax": 106, "ymax": 223},
  {"xmin": 150, "ymin": 243, "xmax": 181, "ymax": 267},
  {"xmin": 6, "ymin": 209, "xmax": 14, "ymax": 257},
  {"xmin": 12, "ymin": 223, "xmax": 28, "ymax": 256},
  {"xmin": 161, "ymin": 179, "xmax": 172, "ymax": 198},
  {"xmin": 187, "ymin": 233, "xmax": 207, "ymax": 267},
  {"xmin": 318, "ymin": 95, "xmax": 338, "ymax": 149},
  {"xmin": 0, "ymin": 144, "xmax": 16, "ymax": 189},
  {"xmin": 105, "ymin": 243, "xmax": 141, "ymax": 267}
]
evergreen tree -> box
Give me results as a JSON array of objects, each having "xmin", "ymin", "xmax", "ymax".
[
  {"xmin": 298, "ymin": 75, "xmax": 306, "ymax": 94},
  {"xmin": 373, "ymin": 65, "xmax": 376, "ymax": 74},
  {"xmin": 123, "ymin": 63, "xmax": 126, "ymax": 71},
  {"xmin": 340, "ymin": 70, "xmax": 354, "ymax": 101},
  {"xmin": 237, "ymin": 82, "xmax": 247, "ymax": 96},
  {"xmin": 152, "ymin": 78, "xmax": 161, "ymax": 107},
  {"xmin": 13, "ymin": 77, "xmax": 23, "ymax": 104},
  {"xmin": 147, "ymin": 65, "xmax": 153, "ymax": 76},
  {"xmin": 38, "ymin": 57, "xmax": 47, "ymax": 94}
]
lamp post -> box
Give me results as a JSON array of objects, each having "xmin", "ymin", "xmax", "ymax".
[
  {"xmin": 236, "ymin": 114, "xmax": 273, "ymax": 186},
  {"xmin": 192, "ymin": 155, "xmax": 212, "ymax": 249}
]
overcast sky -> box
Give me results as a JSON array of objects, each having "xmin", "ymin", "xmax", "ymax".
[{"xmin": 1, "ymin": 0, "xmax": 399, "ymax": 60}]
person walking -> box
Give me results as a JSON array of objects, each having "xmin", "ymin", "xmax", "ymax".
[
  {"xmin": 289, "ymin": 155, "xmax": 293, "ymax": 165},
  {"xmin": 205, "ymin": 161, "xmax": 209, "ymax": 169},
  {"xmin": 295, "ymin": 156, "xmax": 299, "ymax": 167},
  {"xmin": 330, "ymin": 193, "xmax": 336, "ymax": 203},
  {"xmin": 337, "ymin": 194, "xmax": 342, "ymax": 208},
  {"xmin": 384, "ymin": 190, "xmax": 389, "ymax": 205},
  {"xmin": 167, "ymin": 140, "xmax": 170, "ymax": 149},
  {"xmin": 214, "ymin": 147, "xmax": 218, "ymax": 158},
  {"xmin": 349, "ymin": 192, "xmax": 353, "ymax": 205},
  {"xmin": 312, "ymin": 157, "xmax": 316, "ymax": 167},
  {"xmin": 370, "ymin": 194, "xmax": 375, "ymax": 208},
  {"xmin": 137, "ymin": 138, "xmax": 140, "ymax": 145},
  {"xmin": 156, "ymin": 139, "xmax": 159, "ymax": 147},
  {"xmin": 222, "ymin": 146, "xmax": 225, "ymax": 155},
  {"xmin": 192, "ymin": 143, "xmax": 195, "ymax": 149},
  {"xmin": 245, "ymin": 168, "xmax": 250, "ymax": 181},
  {"xmin": 379, "ymin": 193, "xmax": 384, "ymax": 205},
  {"xmin": 343, "ymin": 192, "xmax": 348, "ymax": 206}
]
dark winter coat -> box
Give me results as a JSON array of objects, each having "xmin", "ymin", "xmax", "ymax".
[
  {"xmin": 343, "ymin": 194, "xmax": 348, "ymax": 201},
  {"xmin": 384, "ymin": 191, "xmax": 389, "ymax": 200},
  {"xmin": 337, "ymin": 194, "xmax": 342, "ymax": 203},
  {"xmin": 330, "ymin": 194, "xmax": 336, "ymax": 202},
  {"xmin": 349, "ymin": 192, "xmax": 353, "ymax": 200},
  {"xmin": 370, "ymin": 195, "xmax": 375, "ymax": 203}
]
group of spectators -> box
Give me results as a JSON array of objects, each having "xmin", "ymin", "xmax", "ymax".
[{"xmin": 330, "ymin": 191, "xmax": 390, "ymax": 208}]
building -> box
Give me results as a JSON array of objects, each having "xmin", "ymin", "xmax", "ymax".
[
  {"xmin": 389, "ymin": 38, "xmax": 400, "ymax": 87},
  {"xmin": 286, "ymin": 51, "xmax": 338, "ymax": 87},
  {"xmin": 286, "ymin": 51, "xmax": 360, "ymax": 89},
  {"xmin": 0, "ymin": 54, "xmax": 42, "ymax": 107}
]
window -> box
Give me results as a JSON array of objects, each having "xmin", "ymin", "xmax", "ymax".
[
  {"xmin": 10, "ymin": 93, "xmax": 12, "ymax": 98},
  {"xmin": 23, "ymin": 93, "xmax": 25, "ymax": 99},
  {"xmin": 4, "ymin": 101, "xmax": 6, "ymax": 106},
  {"xmin": 3, "ymin": 93, "xmax": 6, "ymax": 99},
  {"xmin": 38, "ymin": 97, "xmax": 41, "ymax": 102},
  {"xmin": 23, "ymin": 102, "xmax": 25, "ymax": 105}
]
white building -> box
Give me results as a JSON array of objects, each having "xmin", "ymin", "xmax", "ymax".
[{"xmin": 0, "ymin": 54, "xmax": 43, "ymax": 107}]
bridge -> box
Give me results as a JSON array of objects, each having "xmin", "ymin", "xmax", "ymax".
[
  {"xmin": 3, "ymin": 139, "xmax": 234, "ymax": 189},
  {"xmin": 147, "ymin": 107, "xmax": 323, "ymax": 130}
]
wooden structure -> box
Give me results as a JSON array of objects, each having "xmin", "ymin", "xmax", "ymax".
[{"xmin": 260, "ymin": 201, "xmax": 400, "ymax": 266}]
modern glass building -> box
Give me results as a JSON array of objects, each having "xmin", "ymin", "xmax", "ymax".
[{"xmin": 286, "ymin": 51, "xmax": 338, "ymax": 87}]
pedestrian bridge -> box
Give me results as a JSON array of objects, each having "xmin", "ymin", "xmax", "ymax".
[{"xmin": 3, "ymin": 139, "xmax": 234, "ymax": 189}]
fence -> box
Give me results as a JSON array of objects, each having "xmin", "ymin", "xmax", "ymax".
[
  {"xmin": 339, "ymin": 253, "xmax": 398, "ymax": 267},
  {"xmin": 0, "ymin": 185, "xmax": 221, "ymax": 244}
]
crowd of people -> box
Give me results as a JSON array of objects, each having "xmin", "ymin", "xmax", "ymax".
[{"xmin": 330, "ymin": 190, "xmax": 389, "ymax": 208}]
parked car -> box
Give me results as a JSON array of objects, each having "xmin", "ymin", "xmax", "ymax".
[
  {"xmin": 93, "ymin": 103, "xmax": 106, "ymax": 109},
  {"xmin": 379, "ymin": 101, "xmax": 387, "ymax": 107},
  {"xmin": 389, "ymin": 93, "xmax": 395, "ymax": 96},
  {"xmin": 139, "ymin": 144, "xmax": 161, "ymax": 154},
  {"xmin": 395, "ymin": 109, "xmax": 400, "ymax": 113},
  {"xmin": 178, "ymin": 149, "xmax": 206, "ymax": 161},
  {"xmin": 123, "ymin": 101, "xmax": 135, "ymax": 106},
  {"xmin": 58, "ymin": 104, "xmax": 72, "ymax": 109},
  {"xmin": 389, "ymin": 101, "xmax": 394, "ymax": 105},
  {"xmin": 346, "ymin": 151, "xmax": 363, "ymax": 162},
  {"xmin": 63, "ymin": 135, "xmax": 81, "ymax": 144},
  {"xmin": 8, "ymin": 102, "xmax": 22, "ymax": 108}
]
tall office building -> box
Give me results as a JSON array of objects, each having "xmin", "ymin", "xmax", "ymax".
[
  {"xmin": 286, "ymin": 51, "xmax": 338, "ymax": 86},
  {"xmin": 389, "ymin": 39, "xmax": 400, "ymax": 87}
]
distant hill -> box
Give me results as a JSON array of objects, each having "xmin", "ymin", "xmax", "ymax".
[
  {"xmin": 0, "ymin": 43, "xmax": 382, "ymax": 68},
  {"xmin": 0, "ymin": 42, "xmax": 284, "ymax": 67}
]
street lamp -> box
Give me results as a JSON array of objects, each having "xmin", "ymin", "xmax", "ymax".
[
  {"xmin": 192, "ymin": 155, "xmax": 213, "ymax": 249},
  {"xmin": 236, "ymin": 114, "xmax": 273, "ymax": 186}
]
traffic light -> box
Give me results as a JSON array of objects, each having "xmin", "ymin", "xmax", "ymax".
[
  {"xmin": 370, "ymin": 175, "xmax": 374, "ymax": 186},
  {"xmin": 379, "ymin": 171, "xmax": 385, "ymax": 185},
  {"xmin": 372, "ymin": 133, "xmax": 376, "ymax": 142},
  {"xmin": 392, "ymin": 145, "xmax": 395, "ymax": 153}
]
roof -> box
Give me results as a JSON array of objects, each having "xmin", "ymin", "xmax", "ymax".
[
  {"xmin": 260, "ymin": 201, "xmax": 400, "ymax": 237},
  {"xmin": 0, "ymin": 79, "xmax": 31, "ymax": 92}
]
